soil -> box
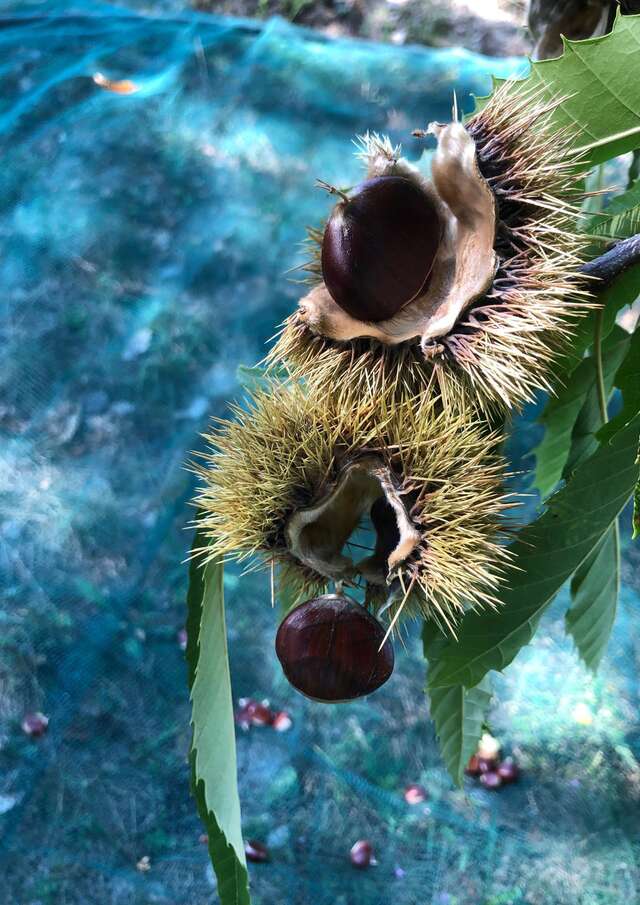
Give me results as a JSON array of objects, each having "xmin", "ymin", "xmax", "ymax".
[{"xmin": 192, "ymin": 0, "xmax": 531, "ymax": 57}]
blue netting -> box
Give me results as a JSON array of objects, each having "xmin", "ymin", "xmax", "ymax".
[{"xmin": 1, "ymin": 4, "xmax": 639, "ymax": 904}]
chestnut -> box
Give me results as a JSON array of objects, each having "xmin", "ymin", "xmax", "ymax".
[
  {"xmin": 464, "ymin": 755, "xmax": 482, "ymax": 777},
  {"xmin": 244, "ymin": 840, "xmax": 269, "ymax": 863},
  {"xmin": 349, "ymin": 839, "xmax": 374, "ymax": 869},
  {"xmin": 235, "ymin": 698, "xmax": 273, "ymax": 730},
  {"xmin": 497, "ymin": 757, "xmax": 520, "ymax": 785},
  {"xmin": 21, "ymin": 712, "xmax": 49, "ymax": 738},
  {"xmin": 404, "ymin": 783, "xmax": 428, "ymax": 805},
  {"xmin": 479, "ymin": 771, "xmax": 502, "ymax": 791},
  {"xmin": 272, "ymin": 710, "xmax": 293, "ymax": 732},
  {"xmin": 275, "ymin": 594, "xmax": 394, "ymax": 702},
  {"xmin": 321, "ymin": 176, "xmax": 442, "ymax": 323}
]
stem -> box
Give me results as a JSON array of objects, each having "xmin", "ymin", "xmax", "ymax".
[
  {"xmin": 593, "ymin": 308, "xmax": 608, "ymax": 425},
  {"xmin": 315, "ymin": 179, "xmax": 350, "ymax": 204}
]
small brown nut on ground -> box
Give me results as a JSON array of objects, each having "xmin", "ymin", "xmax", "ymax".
[{"xmin": 350, "ymin": 839, "xmax": 375, "ymax": 869}]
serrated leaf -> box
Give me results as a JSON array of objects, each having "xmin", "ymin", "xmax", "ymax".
[
  {"xmin": 566, "ymin": 525, "xmax": 619, "ymax": 671},
  {"xmin": 560, "ymin": 265, "xmax": 640, "ymax": 376},
  {"xmin": 427, "ymin": 678, "xmax": 493, "ymax": 787},
  {"xmin": 475, "ymin": 14, "xmax": 640, "ymax": 168},
  {"xmin": 424, "ymin": 624, "xmax": 493, "ymax": 787},
  {"xmin": 187, "ymin": 531, "xmax": 250, "ymax": 905},
  {"xmin": 427, "ymin": 414, "xmax": 640, "ymax": 690},
  {"xmin": 585, "ymin": 179, "xmax": 640, "ymax": 240},
  {"xmin": 561, "ymin": 172, "xmax": 640, "ymax": 373},
  {"xmin": 533, "ymin": 326, "xmax": 630, "ymax": 496}
]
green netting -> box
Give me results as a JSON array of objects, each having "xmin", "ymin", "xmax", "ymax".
[{"xmin": 1, "ymin": 3, "xmax": 639, "ymax": 904}]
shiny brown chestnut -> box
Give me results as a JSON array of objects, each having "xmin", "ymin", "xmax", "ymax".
[
  {"xmin": 321, "ymin": 176, "xmax": 443, "ymax": 323},
  {"xmin": 275, "ymin": 594, "xmax": 394, "ymax": 702}
]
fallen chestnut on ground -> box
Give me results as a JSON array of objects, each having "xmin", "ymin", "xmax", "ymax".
[
  {"xmin": 244, "ymin": 840, "xmax": 269, "ymax": 863},
  {"xmin": 350, "ymin": 839, "xmax": 375, "ymax": 869},
  {"xmin": 21, "ymin": 712, "xmax": 49, "ymax": 738},
  {"xmin": 404, "ymin": 783, "xmax": 428, "ymax": 805},
  {"xmin": 497, "ymin": 757, "xmax": 520, "ymax": 785},
  {"xmin": 321, "ymin": 175, "xmax": 443, "ymax": 323},
  {"xmin": 275, "ymin": 594, "xmax": 394, "ymax": 702},
  {"xmin": 479, "ymin": 771, "xmax": 502, "ymax": 791}
]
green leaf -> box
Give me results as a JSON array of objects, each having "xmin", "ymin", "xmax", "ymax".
[
  {"xmin": 560, "ymin": 175, "xmax": 640, "ymax": 373},
  {"xmin": 562, "ymin": 178, "xmax": 640, "ymax": 375},
  {"xmin": 600, "ymin": 325, "xmax": 640, "ymax": 441},
  {"xmin": 562, "ymin": 327, "xmax": 631, "ymax": 476},
  {"xmin": 633, "ymin": 462, "xmax": 640, "ymax": 540},
  {"xmin": 187, "ymin": 531, "xmax": 251, "ymax": 905},
  {"xmin": 476, "ymin": 14, "xmax": 640, "ymax": 168},
  {"xmin": 560, "ymin": 266, "xmax": 640, "ymax": 376},
  {"xmin": 427, "ymin": 414, "xmax": 640, "ymax": 690},
  {"xmin": 533, "ymin": 326, "xmax": 630, "ymax": 497},
  {"xmin": 427, "ymin": 678, "xmax": 493, "ymax": 787},
  {"xmin": 566, "ymin": 525, "xmax": 619, "ymax": 671},
  {"xmin": 585, "ymin": 179, "xmax": 640, "ymax": 240},
  {"xmin": 532, "ymin": 361, "xmax": 599, "ymax": 498},
  {"xmin": 424, "ymin": 626, "xmax": 493, "ymax": 786}
]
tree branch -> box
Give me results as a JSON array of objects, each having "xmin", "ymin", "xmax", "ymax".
[{"xmin": 581, "ymin": 234, "xmax": 640, "ymax": 287}]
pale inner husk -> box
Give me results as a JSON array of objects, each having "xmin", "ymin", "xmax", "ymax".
[
  {"xmin": 285, "ymin": 456, "xmax": 419, "ymax": 585},
  {"xmin": 297, "ymin": 123, "xmax": 497, "ymax": 349}
]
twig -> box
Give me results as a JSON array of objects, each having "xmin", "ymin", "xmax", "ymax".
[
  {"xmin": 593, "ymin": 309, "xmax": 608, "ymax": 425},
  {"xmin": 580, "ymin": 234, "xmax": 640, "ymax": 287}
]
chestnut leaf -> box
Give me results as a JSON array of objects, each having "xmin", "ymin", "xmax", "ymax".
[
  {"xmin": 584, "ymin": 178, "xmax": 640, "ymax": 242},
  {"xmin": 598, "ymin": 324, "xmax": 640, "ymax": 444},
  {"xmin": 561, "ymin": 328, "xmax": 631, "ymax": 478},
  {"xmin": 427, "ymin": 413, "xmax": 640, "ymax": 690},
  {"xmin": 565, "ymin": 526, "xmax": 619, "ymax": 672},
  {"xmin": 474, "ymin": 12, "xmax": 640, "ymax": 169},
  {"xmin": 186, "ymin": 530, "xmax": 251, "ymax": 905},
  {"xmin": 562, "ymin": 174, "xmax": 640, "ymax": 377},
  {"xmin": 634, "ymin": 463, "xmax": 640, "ymax": 541},
  {"xmin": 534, "ymin": 172, "xmax": 640, "ymax": 495},
  {"xmin": 424, "ymin": 627, "xmax": 493, "ymax": 787},
  {"xmin": 532, "ymin": 326, "xmax": 630, "ymax": 498}
]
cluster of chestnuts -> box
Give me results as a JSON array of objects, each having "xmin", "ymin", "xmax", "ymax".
[
  {"xmin": 235, "ymin": 697, "xmax": 292, "ymax": 732},
  {"xmin": 202, "ymin": 89, "xmax": 595, "ymax": 768},
  {"xmin": 274, "ymin": 175, "xmax": 459, "ymax": 701},
  {"xmin": 465, "ymin": 735, "xmax": 520, "ymax": 790},
  {"xmin": 272, "ymin": 174, "xmax": 436, "ymax": 703}
]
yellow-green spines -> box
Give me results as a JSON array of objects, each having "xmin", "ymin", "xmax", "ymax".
[
  {"xmin": 193, "ymin": 381, "xmax": 513, "ymax": 631},
  {"xmin": 269, "ymin": 85, "xmax": 594, "ymax": 413}
]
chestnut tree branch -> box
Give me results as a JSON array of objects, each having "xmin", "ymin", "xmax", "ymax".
[{"xmin": 581, "ymin": 233, "xmax": 640, "ymax": 287}]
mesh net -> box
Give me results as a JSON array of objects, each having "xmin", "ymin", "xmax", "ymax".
[{"xmin": 1, "ymin": 3, "xmax": 640, "ymax": 904}]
